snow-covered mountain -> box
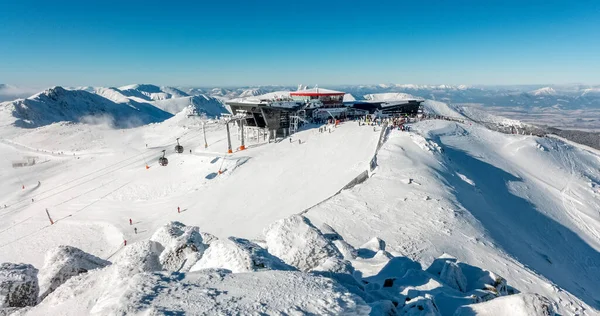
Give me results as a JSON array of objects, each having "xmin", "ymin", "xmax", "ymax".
[
  {"xmin": 364, "ymin": 92, "xmax": 420, "ymax": 101},
  {"xmin": 528, "ymin": 87, "xmax": 557, "ymax": 96},
  {"xmin": 151, "ymin": 95, "xmax": 227, "ymax": 117},
  {"xmin": 0, "ymin": 86, "xmax": 173, "ymax": 128},
  {"xmin": 237, "ymin": 88, "xmax": 269, "ymax": 98},
  {"xmin": 118, "ymin": 84, "xmax": 189, "ymax": 101}
]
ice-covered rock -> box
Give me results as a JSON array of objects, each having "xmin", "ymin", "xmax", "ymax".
[
  {"xmin": 453, "ymin": 293, "xmax": 555, "ymax": 316},
  {"xmin": 150, "ymin": 221, "xmax": 206, "ymax": 272},
  {"xmin": 190, "ymin": 237, "xmax": 294, "ymax": 273},
  {"xmin": 401, "ymin": 294, "xmax": 441, "ymax": 316},
  {"xmin": 439, "ymin": 261, "xmax": 467, "ymax": 293},
  {"xmin": 264, "ymin": 215, "xmax": 342, "ymax": 271},
  {"xmin": 0, "ymin": 263, "xmax": 39, "ymax": 308},
  {"xmin": 38, "ymin": 246, "xmax": 110, "ymax": 301},
  {"xmin": 113, "ymin": 240, "xmax": 163, "ymax": 274}
]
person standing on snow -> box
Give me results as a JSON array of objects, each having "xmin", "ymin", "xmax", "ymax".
[
  {"xmin": 129, "ymin": 218, "xmax": 132, "ymax": 225},
  {"xmin": 134, "ymin": 227, "xmax": 138, "ymax": 234}
]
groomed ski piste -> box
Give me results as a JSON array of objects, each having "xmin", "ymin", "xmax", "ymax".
[{"xmin": 0, "ymin": 89, "xmax": 599, "ymax": 315}]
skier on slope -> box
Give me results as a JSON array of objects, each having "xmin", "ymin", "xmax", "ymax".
[{"xmin": 134, "ymin": 227, "xmax": 138, "ymax": 234}]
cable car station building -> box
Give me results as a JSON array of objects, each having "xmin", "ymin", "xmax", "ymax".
[
  {"xmin": 289, "ymin": 88, "xmax": 345, "ymax": 108},
  {"xmin": 225, "ymin": 87, "xmax": 423, "ymax": 138}
]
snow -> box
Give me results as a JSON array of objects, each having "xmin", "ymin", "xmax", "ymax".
[
  {"xmin": 2, "ymin": 87, "xmax": 173, "ymax": 128},
  {"xmin": 151, "ymin": 95, "xmax": 227, "ymax": 116},
  {"xmin": 150, "ymin": 221, "xmax": 206, "ymax": 272},
  {"xmin": 263, "ymin": 215, "xmax": 342, "ymax": 271},
  {"xmin": 401, "ymin": 294, "xmax": 441, "ymax": 315},
  {"xmin": 439, "ymin": 261, "xmax": 468, "ymax": 293},
  {"xmin": 27, "ymin": 269, "xmax": 370, "ymax": 315},
  {"xmin": 364, "ymin": 92, "xmax": 421, "ymax": 101},
  {"xmin": 189, "ymin": 237, "xmax": 294, "ymax": 273},
  {"xmin": 304, "ymin": 116, "xmax": 600, "ymax": 314},
  {"xmin": 1, "ymin": 87, "xmax": 600, "ymax": 315},
  {"xmin": 529, "ymin": 87, "xmax": 557, "ymax": 96},
  {"xmin": 454, "ymin": 293, "xmax": 555, "ymax": 316},
  {"xmin": 290, "ymin": 87, "xmax": 345, "ymax": 95}
]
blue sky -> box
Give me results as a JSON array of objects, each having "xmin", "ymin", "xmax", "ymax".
[{"xmin": 0, "ymin": 0, "xmax": 598, "ymax": 87}]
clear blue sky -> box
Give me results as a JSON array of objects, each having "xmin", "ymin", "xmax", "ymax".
[{"xmin": 1, "ymin": 0, "xmax": 598, "ymax": 87}]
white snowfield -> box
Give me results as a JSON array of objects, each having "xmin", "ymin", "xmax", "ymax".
[{"xmin": 0, "ymin": 89, "xmax": 599, "ymax": 315}]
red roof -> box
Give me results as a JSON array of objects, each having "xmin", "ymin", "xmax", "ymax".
[{"xmin": 290, "ymin": 88, "xmax": 345, "ymax": 96}]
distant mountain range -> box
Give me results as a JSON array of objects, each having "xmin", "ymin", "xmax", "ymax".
[
  {"xmin": 2, "ymin": 83, "xmax": 600, "ymax": 129},
  {"xmin": 0, "ymin": 84, "xmax": 228, "ymax": 129}
]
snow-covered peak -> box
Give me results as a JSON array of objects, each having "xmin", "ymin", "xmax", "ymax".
[
  {"xmin": 238, "ymin": 88, "xmax": 268, "ymax": 98},
  {"xmin": 118, "ymin": 84, "xmax": 189, "ymax": 101},
  {"xmin": 4, "ymin": 86, "xmax": 172, "ymax": 128},
  {"xmin": 529, "ymin": 87, "xmax": 557, "ymax": 96},
  {"xmin": 363, "ymin": 92, "xmax": 419, "ymax": 101}
]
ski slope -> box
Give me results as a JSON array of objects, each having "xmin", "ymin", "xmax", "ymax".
[
  {"xmin": 0, "ymin": 116, "xmax": 380, "ymax": 267},
  {"xmin": 1, "ymin": 98, "xmax": 599, "ymax": 314},
  {"xmin": 305, "ymin": 120, "xmax": 600, "ymax": 315}
]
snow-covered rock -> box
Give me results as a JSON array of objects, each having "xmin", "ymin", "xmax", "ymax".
[
  {"xmin": 0, "ymin": 263, "xmax": 39, "ymax": 308},
  {"xmin": 264, "ymin": 215, "xmax": 342, "ymax": 271},
  {"xmin": 365, "ymin": 257, "xmax": 422, "ymax": 285},
  {"xmin": 313, "ymin": 257, "xmax": 355, "ymax": 275},
  {"xmin": 453, "ymin": 293, "xmax": 555, "ymax": 316},
  {"xmin": 333, "ymin": 239, "xmax": 358, "ymax": 260},
  {"xmin": 401, "ymin": 294, "xmax": 441, "ymax": 316},
  {"xmin": 27, "ymin": 269, "xmax": 371, "ymax": 315},
  {"xmin": 189, "ymin": 237, "xmax": 293, "ymax": 273},
  {"xmin": 200, "ymin": 232, "xmax": 219, "ymax": 246},
  {"xmin": 426, "ymin": 255, "xmax": 507, "ymax": 298},
  {"xmin": 150, "ymin": 221, "xmax": 206, "ymax": 272},
  {"xmin": 38, "ymin": 246, "xmax": 110, "ymax": 301},
  {"xmin": 113, "ymin": 240, "xmax": 163, "ymax": 274},
  {"xmin": 369, "ymin": 300, "xmax": 397, "ymax": 315},
  {"xmin": 358, "ymin": 237, "xmax": 387, "ymax": 258},
  {"xmin": 439, "ymin": 261, "xmax": 467, "ymax": 293}
]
